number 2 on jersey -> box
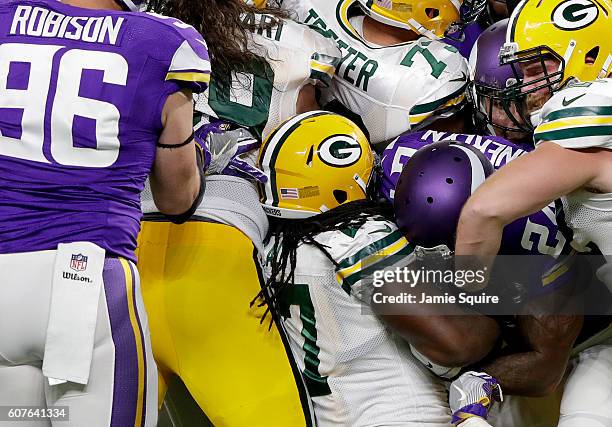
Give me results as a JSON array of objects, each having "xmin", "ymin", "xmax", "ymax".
[{"xmin": 0, "ymin": 43, "xmax": 127, "ymax": 168}]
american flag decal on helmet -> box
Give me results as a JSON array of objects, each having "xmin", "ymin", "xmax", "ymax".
[
  {"xmin": 280, "ymin": 188, "xmax": 299, "ymax": 199},
  {"xmin": 375, "ymin": 0, "xmax": 393, "ymax": 7}
]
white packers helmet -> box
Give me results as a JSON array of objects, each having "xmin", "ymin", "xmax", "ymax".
[
  {"xmin": 258, "ymin": 111, "xmax": 375, "ymax": 219},
  {"xmin": 357, "ymin": 0, "xmax": 463, "ymax": 38}
]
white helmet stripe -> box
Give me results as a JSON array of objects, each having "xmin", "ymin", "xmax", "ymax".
[
  {"xmin": 120, "ymin": 0, "xmax": 138, "ymax": 11},
  {"xmin": 260, "ymin": 111, "xmax": 327, "ymax": 207},
  {"xmin": 452, "ymin": 144, "xmax": 487, "ymax": 194}
]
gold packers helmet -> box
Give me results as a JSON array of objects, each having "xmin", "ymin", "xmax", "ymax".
[
  {"xmin": 500, "ymin": 0, "xmax": 612, "ymax": 94},
  {"xmin": 356, "ymin": 0, "xmax": 462, "ymax": 38},
  {"xmin": 258, "ymin": 111, "xmax": 374, "ymax": 219}
]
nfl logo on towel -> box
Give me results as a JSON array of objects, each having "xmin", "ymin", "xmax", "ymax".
[{"xmin": 70, "ymin": 254, "xmax": 88, "ymax": 272}]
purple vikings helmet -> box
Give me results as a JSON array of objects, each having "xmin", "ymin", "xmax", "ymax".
[
  {"xmin": 115, "ymin": 0, "xmax": 145, "ymax": 11},
  {"xmin": 468, "ymin": 19, "xmax": 530, "ymax": 135},
  {"xmin": 394, "ymin": 141, "xmax": 494, "ymax": 249}
]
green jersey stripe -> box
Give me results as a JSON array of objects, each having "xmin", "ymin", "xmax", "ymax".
[
  {"xmin": 542, "ymin": 106, "xmax": 612, "ymax": 123},
  {"xmin": 337, "ymin": 229, "xmax": 405, "ymax": 270},
  {"xmin": 535, "ymin": 125, "xmax": 612, "ymax": 143},
  {"xmin": 340, "ymin": 243, "xmax": 415, "ymax": 294},
  {"xmin": 409, "ymin": 83, "xmax": 466, "ymax": 115}
]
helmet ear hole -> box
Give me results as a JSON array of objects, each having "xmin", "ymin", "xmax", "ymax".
[
  {"xmin": 306, "ymin": 145, "xmax": 314, "ymax": 167},
  {"xmin": 425, "ymin": 8, "xmax": 440, "ymax": 18},
  {"xmin": 333, "ymin": 190, "xmax": 348, "ymax": 204},
  {"xmin": 585, "ymin": 46, "xmax": 599, "ymax": 65}
]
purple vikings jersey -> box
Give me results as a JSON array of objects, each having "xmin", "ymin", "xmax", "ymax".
[
  {"xmin": 0, "ymin": 0, "xmax": 211, "ymax": 261},
  {"xmin": 381, "ymin": 131, "xmax": 567, "ymax": 257}
]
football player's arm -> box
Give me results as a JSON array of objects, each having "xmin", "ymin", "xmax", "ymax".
[
  {"xmin": 150, "ymin": 89, "xmax": 202, "ymax": 218},
  {"xmin": 455, "ymin": 142, "xmax": 601, "ymax": 289},
  {"xmin": 480, "ymin": 313, "xmax": 583, "ymax": 396},
  {"xmin": 373, "ymin": 282, "xmax": 500, "ymax": 368}
]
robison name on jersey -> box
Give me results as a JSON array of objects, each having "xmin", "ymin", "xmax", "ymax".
[
  {"xmin": 0, "ymin": 0, "xmax": 210, "ymax": 260},
  {"xmin": 265, "ymin": 218, "xmax": 451, "ymax": 426},
  {"xmin": 276, "ymin": 0, "xmax": 469, "ymax": 145},
  {"xmin": 195, "ymin": 12, "xmax": 340, "ymax": 140}
]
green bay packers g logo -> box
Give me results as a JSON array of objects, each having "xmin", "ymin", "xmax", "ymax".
[
  {"xmin": 317, "ymin": 135, "xmax": 362, "ymax": 167},
  {"xmin": 552, "ymin": 0, "xmax": 599, "ymax": 30}
]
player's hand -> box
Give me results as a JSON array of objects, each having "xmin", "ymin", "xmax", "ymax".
[
  {"xmin": 194, "ymin": 120, "xmax": 267, "ymax": 183},
  {"xmin": 449, "ymin": 371, "xmax": 503, "ymax": 426}
]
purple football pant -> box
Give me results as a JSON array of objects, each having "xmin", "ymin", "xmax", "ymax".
[{"xmin": 0, "ymin": 251, "xmax": 157, "ymax": 427}]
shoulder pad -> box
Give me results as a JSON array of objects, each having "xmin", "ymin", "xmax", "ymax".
[
  {"xmin": 407, "ymin": 40, "xmax": 469, "ymax": 128},
  {"xmin": 535, "ymin": 78, "xmax": 612, "ymax": 149},
  {"xmin": 307, "ymin": 26, "xmax": 341, "ymax": 88},
  {"xmin": 249, "ymin": 16, "xmax": 341, "ymax": 88},
  {"xmin": 145, "ymin": 12, "xmax": 211, "ymax": 93},
  {"xmin": 315, "ymin": 218, "xmax": 414, "ymax": 294}
]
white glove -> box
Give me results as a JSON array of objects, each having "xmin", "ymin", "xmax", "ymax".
[{"xmin": 449, "ymin": 371, "xmax": 503, "ymax": 426}]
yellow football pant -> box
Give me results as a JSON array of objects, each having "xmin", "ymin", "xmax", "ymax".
[{"xmin": 137, "ymin": 221, "xmax": 308, "ymax": 426}]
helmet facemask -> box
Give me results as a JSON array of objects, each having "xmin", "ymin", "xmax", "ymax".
[
  {"xmin": 471, "ymin": 80, "xmax": 533, "ymax": 135},
  {"xmin": 498, "ymin": 44, "xmax": 567, "ymax": 131}
]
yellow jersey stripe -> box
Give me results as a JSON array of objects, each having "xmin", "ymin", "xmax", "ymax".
[
  {"xmin": 336, "ymin": 237, "xmax": 409, "ymax": 284},
  {"xmin": 541, "ymin": 254, "xmax": 576, "ymax": 287},
  {"xmin": 165, "ymin": 71, "xmax": 211, "ymax": 84},
  {"xmin": 119, "ymin": 258, "xmax": 146, "ymax": 427},
  {"xmin": 310, "ymin": 60, "xmax": 336, "ymax": 76},
  {"xmin": 410, "ymin": 94, "xmax": 466, "ymax": 125},
  {"xmin": 536, "ymin": 116, "xmax": 612, "ymax": 134}
]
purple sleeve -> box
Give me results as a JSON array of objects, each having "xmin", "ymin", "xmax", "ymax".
[
  {"xmin": 442, "ymin": 22, "xmax": 485, "ymax": 59},
  {"xmin": 146, "ymin": 12, "xmax": 212, "ymax": 94}
]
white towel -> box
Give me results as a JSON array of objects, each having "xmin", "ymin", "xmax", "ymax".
[{"xmin": 42, "ymin": 242, "xmax": 105, "ymax": 385}]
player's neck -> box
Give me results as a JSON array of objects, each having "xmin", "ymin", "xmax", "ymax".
[
  {"xmin": 362, "ymin": 15, "xmax": 418, "ymax": 45},
  {"xmin": 64, "ymin": 0, "xmax": 123, "ymax": 11}
]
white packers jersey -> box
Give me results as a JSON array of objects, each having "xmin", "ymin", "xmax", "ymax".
[
  {"xmin": 276, "ymin": 0, "xmax": 469, "ymax": 144},
  {"xmin": 265, "ymin": 218, "xmax": 451, "ymax": 426},
  {"xmin": 195, "ymin": 12, "xmax": 340, "ymax": 139},
  {"xmin": 534, "ymin": 79, "xmax": 612, "ymax": 284}
]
